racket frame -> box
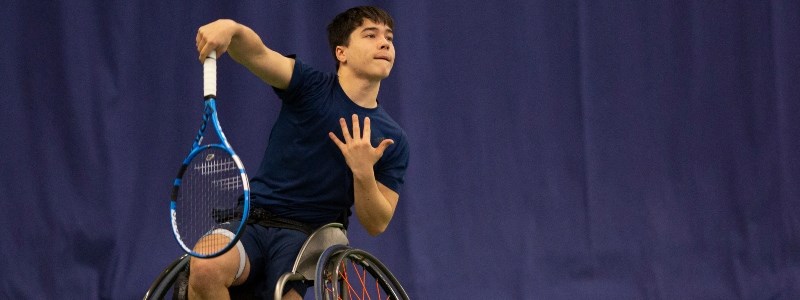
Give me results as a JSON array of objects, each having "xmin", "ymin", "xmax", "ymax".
[{"xmin": 169, "ymin": 51, "xmax": 250, "ymax": 258}]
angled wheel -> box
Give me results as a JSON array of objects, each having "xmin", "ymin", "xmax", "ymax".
[
  {"xmin": 315, "ymin": 247, "xmax": 409, "ymax": 300},
  {"xmin": 143, "ymin": 254, "xmax": 190, "ymax": 300}
]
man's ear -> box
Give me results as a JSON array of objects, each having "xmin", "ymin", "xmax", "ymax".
[{"xmin": 335, "ymin": 45, "xmax": 347, "ymax": 64}]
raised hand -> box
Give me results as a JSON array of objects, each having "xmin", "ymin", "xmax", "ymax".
[
  {"xmin": 196, "ymin": 19, "xmax": 239, "ymax": 62},
  {"xmin": 328, "ymin": 114, "xmax": 394, "ymax": 176}
]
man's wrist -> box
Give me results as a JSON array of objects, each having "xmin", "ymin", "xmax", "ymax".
[{"xmin": 351, "ymin": 168, "xmax": 375, "ymax": 182}]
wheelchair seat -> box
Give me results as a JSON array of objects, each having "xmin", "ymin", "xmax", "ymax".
[{"xmin": 288, "ymin": 223, "xmax": 349, "ymax": 280}]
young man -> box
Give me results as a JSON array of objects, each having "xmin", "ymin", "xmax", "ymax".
[{"xmin": 189, "ymin": 6, "xmax": 409, "ymax": 300}]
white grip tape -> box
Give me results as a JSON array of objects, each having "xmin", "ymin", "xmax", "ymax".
[{"xmin": 203, "ymin": 50, "xmax": 217, "ymax": 97}]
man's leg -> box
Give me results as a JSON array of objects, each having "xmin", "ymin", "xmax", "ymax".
[
  {"xmin": 283, "ymin": 289, "xmax": 303, "ymax": 300},
  {"xmin": 266, "ymin": 228, "xmax": 311, "ymax": 299},
  {"xmin": 188, "ymin": 233, "xmax": 250, "ymax": 300}
]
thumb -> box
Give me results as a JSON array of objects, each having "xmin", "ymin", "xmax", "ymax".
[
  {"xmin": 375, "ymin": 139, "xmax": 395, "ymax": 156},
  {"xmin": 217, "ymin": 45, "xmax": 229, "ymax": 59}
]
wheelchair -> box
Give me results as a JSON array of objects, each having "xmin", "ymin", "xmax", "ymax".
[{"xmin": 143, "ymin": 223, "xmax": 409, "ymax": 300}]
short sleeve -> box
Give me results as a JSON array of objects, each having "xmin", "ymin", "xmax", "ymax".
[
  {"xmin": 375, "ymin": 131, "xmax": 410, "ymax": 193},
  {"xmin": 272, "ymin": 57, "xmax": 333, "ymax": 111}
]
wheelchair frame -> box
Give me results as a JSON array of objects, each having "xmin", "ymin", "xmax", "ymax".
[{"xmin": 143, "ymin": 223, "xmax": 408, "ymax": 300}]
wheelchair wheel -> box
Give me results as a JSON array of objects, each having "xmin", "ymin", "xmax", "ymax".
[
  {"xmin": 314, "ymin": 247, "xmax": 409, "ymax": 300},
  {"xmin": 143, "ymin": 254, "xmax": 190, "ymax": 300}
]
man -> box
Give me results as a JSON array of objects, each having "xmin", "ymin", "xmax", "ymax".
[{"xmin": 190, "ymin": 6, "xmax": 409, "ymax": 300}]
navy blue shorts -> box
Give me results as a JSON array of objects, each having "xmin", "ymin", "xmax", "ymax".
[{"xmin": 225, "ymin": 223, "xmax": 310, "ymax": 299}]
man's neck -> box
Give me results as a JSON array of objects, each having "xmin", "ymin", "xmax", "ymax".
[{"xmin": 338, "ymin": 69, "xmax": 381, "ymax": 109}]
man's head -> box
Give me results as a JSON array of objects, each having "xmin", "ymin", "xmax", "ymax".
[{"xmin": 327, "ymin": 6, "xmax": 395, "ymax": 77}]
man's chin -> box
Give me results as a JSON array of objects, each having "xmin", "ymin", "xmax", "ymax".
[{"xmin": 369, "ymin": 69, "xmax": 392, "ymax": 81}]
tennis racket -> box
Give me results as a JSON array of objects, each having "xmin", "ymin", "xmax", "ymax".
[{"xmin": 170, "ymin": 50, "xmax": 250, "ymax": 258}]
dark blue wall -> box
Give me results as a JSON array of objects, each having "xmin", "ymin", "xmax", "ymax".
[{"xmin": 2, "ymin": 1, "xmax": 798, "ymax": 298}]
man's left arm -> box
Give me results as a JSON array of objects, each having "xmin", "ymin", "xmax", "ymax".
[
  {"xmin": 352, "ymin": 173, "xmax": 398, "ymax": 236},
  {"xmin": 329, "ymin": 114, "xmax": 398, "ymax": 236}
]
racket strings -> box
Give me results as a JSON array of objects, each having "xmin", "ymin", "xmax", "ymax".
[
  {"xmin": 194, "ymin": 157, "xmax": 237, "ymax": 175},
  {"xmin": 175, "ymin": 147, "xmax": 244, "ymax": 256},
  {"xmin": 213, "ymin": 176, "xmax": 243, "ymax": 191}
]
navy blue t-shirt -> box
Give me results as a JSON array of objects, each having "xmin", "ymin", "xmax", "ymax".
[{"xmin": 249, "ymin": 58, "xmax": 409, "ymax": 225}]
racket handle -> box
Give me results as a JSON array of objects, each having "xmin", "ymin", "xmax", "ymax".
[{"xmin": 203, "ymin": 50, "xmax": 217, "ymax": 98}]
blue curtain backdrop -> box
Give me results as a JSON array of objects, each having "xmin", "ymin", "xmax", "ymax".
[{"xmin": 2, "ymin": 1, "xmax": 798, "ymax": 299}]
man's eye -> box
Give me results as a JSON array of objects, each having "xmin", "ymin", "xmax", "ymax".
[{"xmin": 366, "ymin": 34, "xmax": 375, "ymax": 38}]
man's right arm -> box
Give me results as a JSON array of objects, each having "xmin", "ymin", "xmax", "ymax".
[{"xmin": 196, "ymin": 19, "xmax": 294, "ymax": 90}]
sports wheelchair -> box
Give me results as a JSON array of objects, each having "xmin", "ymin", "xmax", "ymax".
[{"xmin": 143, "ymin": 223, "xmax": 409, "ymax": 299}]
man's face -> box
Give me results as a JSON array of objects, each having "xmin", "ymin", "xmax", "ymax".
[{"xmin": 338, "ymin": 19, "xmax": 395, "ymax": 80}]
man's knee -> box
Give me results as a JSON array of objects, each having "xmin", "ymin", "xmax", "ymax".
[{"xmin": 189, "ymin": 258, "xmax": 232, "ymax": 289}]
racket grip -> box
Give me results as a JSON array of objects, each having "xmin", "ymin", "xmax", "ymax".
[{"xmin": 203, "ymin": 50, "xmax": 217, "ymax": 98}]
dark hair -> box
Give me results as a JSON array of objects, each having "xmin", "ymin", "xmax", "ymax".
[{"xmin": 327, "ymin": 6, "xmax": 394, "ymax": 69}]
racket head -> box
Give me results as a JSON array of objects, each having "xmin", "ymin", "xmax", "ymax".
[{"xmin": 170, "ymin": 144, "xmax": 250, "ymax": 258}]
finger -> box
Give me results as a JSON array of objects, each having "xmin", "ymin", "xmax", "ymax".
[
  {"xmin": 351, "ymin": 114, "xmax": 360, "ymax": 140},
  {"xmin": 362, "ymin": 116, "xmax": 371, "ymax": 141},
  {"xmin": 197, "ymin": 32, "xmax": 209, "ymax": 61},
  {"xmin": 196, "ymin": 38, "xmax": 205, "ymax": 59},
  {"xmin": 199, "ymin": 43, "xmax": 211, "ymax": 63},
  {"xmin": 339, "ymin": 118, "xmax": 352, "ymax": 142},
  {"xmin": 375, "ymin": 139, "xmax": 395, "ymax": 156},
  {"xmin": 195, "ymin": 27, "xmax": 203, "ymax": 45},
  {"xmin": 200, "ymin": 43, "xmax": 222, "ymax": 63},
  {"xmin": 328, "ymin": 132, "xmax": 345, "ymax": 150}
]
